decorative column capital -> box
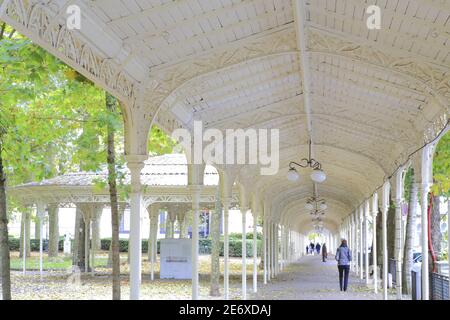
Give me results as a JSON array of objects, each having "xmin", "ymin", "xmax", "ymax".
[
  {"xmin": 189, "ymin": 184, "xmax": 203, "ymax": 195},
  {"xmin": 125, "ymin": 154, "xmax": 148, "ymax": 164},
  {"xmin": 364, "ymin": 200, "xmax": 371, "ymax": 217},
  {"xmin": 221, "ymin": 197, "xmax": 232, "ymax": 208},
  {"xmin": 420, "ymin": 182, "xmax": 433, "ymax": 191},
  {"xmin": 239, "ymin": 207, "xmax": 249, "ymax": 213},
  {"xmin": 126, "ymin": 155, "xmax": 147, "ymax": 193}
]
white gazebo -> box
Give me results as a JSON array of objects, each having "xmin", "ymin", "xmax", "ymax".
[{"xmin": 1, "ymin": 0, "xmax": 449, "ymax": 300}]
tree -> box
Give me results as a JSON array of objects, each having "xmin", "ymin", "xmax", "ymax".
[
  {"xmin": 105, "ymin": 93, "xmax": 121, "ymax": 300},
  {"xmin": 428, "ymin": 132, "xmax": 450, "ymax": 271},
  {"xmin": 0, "ymin": 134, "xmax": 11, "ymax": 300},
  {"xmin": 0, "ymin": 22, "xmax": 176, "ymax": 300},
  {"xmin": 209, "ymin": 187, "xmax": 221, "ymax": 296}
]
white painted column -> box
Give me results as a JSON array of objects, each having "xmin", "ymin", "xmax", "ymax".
[
  {"xmin": 382, "ymin": 181, "xmax": 391, "ymax": 300},
  {"xmin": 448, "ymin": 198, "xmax": 450, "ymax": 298},
  {"xmin": 420, "ymin": 145, "xmax": 433, "ymax": 300},
  {"xmin": 372, "ymin": 192, "xmax": 379, "ymax": 294},
  {"xmin": 270, "ymin": 223, "xmax": 277, "ymax": 278},
  {"xmin": 350, "ymin": 215, "xmax": 354, "ymax": 271},
  {"xmin": 252, "ymin": 210, "xmax": 258, "ymax": 293},
  {"xmin": 263, "ymin": 214, "xmax": 267, "ymax": 285},
  {"xmin": 191, "ymin": 185, "xmax": 201, "ymax": 300},
  {"xmin": 354, "ymin": 213, "xmax": 359, "ymax": 274},
  {"xmin": 223, "ymin": 197, "xmax": 230, "ymax": 299},
  {"xmin": 269, "ymin": 222, "xmax": 272, "ymax": 278},
  {"xmin": 84, "ymin": 214, "xmax": 90, "ymax": 274},
  {"xmin": 352, "ymin": 213, "xmax": 356, "ymax": 272},
  {"xmin": 420, "ymin": 182, "xmax": 431, "ymax": 300},
  {"xmin": 359, "ymin": 206, "xmax": 364, "ymax": 280},
  {"xmin": 395, "ymin": 168, "xmax": 405, "ymax": 299},
  {"xmin": 149, "ymin": 206, "xmax": 158, "ymax": 281},
  {"xmin": 37, "ymin": 202, "xmax": 45, "ymax": 280},
  {"xmin": 91, "ymin": 219, "xmax": 95, "ymax": 276},
  {"xmin": 274, "ymin": 224, "xmax": 279, "ymax": 275},
  {"xmin": 22, "ymin": 211, "xmax": 27, "ymax": 275},
  {"xmin": 365, "ymin": 200, "xmax": 370, "ymax": 285},
  {"xmin": 267, "ymin": 220, "xmax": 271, "ymax": 281},
  {"xmin": 126, "ymin": 156, "xmax": 146, "ymax": 300},
  {"xmin": 241, "ymin": 207, "xmax": 247, "ymax": 300},
  {"xmin": 281, "ymin": 226, "xmax": 284, "ymax": 269},
  {"xmin": 268, "ymin": 222, "xmax": 272, "ymax": 279}
]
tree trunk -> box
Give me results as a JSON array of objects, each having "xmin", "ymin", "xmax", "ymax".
[
  {"xmin": 74, "ymin": 206, "xmax": 86, "ymax": 270},
  {"xmin": 402, "ymin": 178, "xmax": 418, "ymax": 295},
  {"xmin": 34, "ymin": 213, "xmax": 40, "ymax": 241},
  {"xmin": 210, "ymin": 188, "xmax": 221, "ymax": 296},
  {"xmin": 19, "ymin": 210, "xmax": 30, "ymax": 258},
  {"xmin": 106, "ymin": 92, "xmax": 120, "ymax": 300},
  {"xmin": 92, "ymin": 206, "xmax": 102, "ymax": 251},
  {"xmin": 48, "ymin": 204, "xmax": 59, "ymax": 258},
  {"xmin": 376, "ymin": 209, "xmax": 383, "ymax": 270},
  {"xmin": 387, "ymin": 202, "xmax": 396, "ymax": 261},
  {"xmin": 0, "ymin": 142, "xmax": 12, "ymax": 300},
  {"xmin": 73, "ymin": 206, "xmax": 81, "ymax": 265},
  {"xmin": 429, "ymin": 195, "xmax": 442, "ymax": 273}
]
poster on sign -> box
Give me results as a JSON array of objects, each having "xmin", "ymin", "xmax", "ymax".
[{"xmin": 160, "ymin": 238, "xmax": 192, "ymax": 279}]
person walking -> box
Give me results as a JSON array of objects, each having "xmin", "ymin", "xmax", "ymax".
[
  {"xmin": 315, "ymin": 243, "xmax": 321, "ymax": 255},
  {"xmin": 309, "ymin": 242, "xmax": 315, "ymax": 255},
  {"xmin": 322, "ymin": 243, "xmax": 328, "ymax": 262},
  {"xmin": 335, "ymin": 239, "xmax": 352, "ymax": 292}
]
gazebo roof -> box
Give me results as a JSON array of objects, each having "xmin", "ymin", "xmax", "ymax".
[
  {"xmin": 8, "ymin": 154, "xmax": 237, "ymax": 207},
  {"xmin": 16, "ymin": 154, "xmax": 219, "ymax": 188}
]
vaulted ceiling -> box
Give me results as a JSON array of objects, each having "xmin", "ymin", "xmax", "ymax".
[{"xmin": 2, "ymin": 0, "xmax": 448, "ymax": 234}]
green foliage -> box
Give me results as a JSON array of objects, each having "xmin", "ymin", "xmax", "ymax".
[
  {"xmin": 98, "ymin": 238, "xmax": 261, "ymax": 257},
  {"xmin": 432, "ymin": 132, "xmax": 450, "ymax": 197},
  {"xmin": 9, "ymin": 236, "xmax": 262, "ymax": 258},
  {"xmin": 228, "ymin": 232, "xmax": 263, "ymax": 240},
  {"xmin": 308, "ymin": 232, "xmax": 320, "ymax": 241},
  {"xmin": 1, "ymin": 24, "xmax": 175, "ymax": 211},
  {"xmin": 403, "ymin": 167, "xmax": 414, "ymax": 203},
  {"xmin": 148, "ymin": 126, "xmax": 177, "ymax": 156}
]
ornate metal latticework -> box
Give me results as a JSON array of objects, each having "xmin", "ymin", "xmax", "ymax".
[{"xmin": 289, "ymin": 140, "xmax": 323, "ymax": 171}]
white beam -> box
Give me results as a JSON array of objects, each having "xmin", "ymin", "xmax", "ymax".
[{"xmin": 293, "ymin": 0, "xmax": 315, "ymax": 142}]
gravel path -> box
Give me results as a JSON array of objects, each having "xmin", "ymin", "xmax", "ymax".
[{"xmin": 251, "ymin": 254, "xmax": 396, "ymax": 300}]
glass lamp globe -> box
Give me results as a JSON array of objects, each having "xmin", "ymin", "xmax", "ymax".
[
  {"xmin": 311, "ymin": 169, "xmax": 326, "ymax": 183},
  {"xmin": 319, "ymin": 203, "xmax": 327, "ymax": 211},
  {"xmin": 305, "ymin": 203, "xmax": 314, "ymax": 211},
  {"xmin": 287, "ymin": 168, "xmax": 300, "ymax": 182}
]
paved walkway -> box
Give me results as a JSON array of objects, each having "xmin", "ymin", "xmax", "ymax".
[{"xmin": 252, "ymin": 254, "xmax": 391, "ymax": 300}]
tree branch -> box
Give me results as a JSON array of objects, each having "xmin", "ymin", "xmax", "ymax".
[
  {"xmin": 0, "ymin": 23, "xmax": 6, "ymax": 40},
  {"xmin": 8, "ymin": 29, "xmax": 15, "ymax": 39}
]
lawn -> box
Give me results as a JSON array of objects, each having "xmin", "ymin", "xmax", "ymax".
[{"xmin": 6, "ymin": 253, "xmax": 261, "ymax": 300}]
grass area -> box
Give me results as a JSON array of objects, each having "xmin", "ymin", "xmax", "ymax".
[
  {"xmin": 10, "ymin": 251, "xmax": 261, "ymax": 274},
  {"xmin": 9, "ymin": 251, "xmax": 127, "ymax": 270}
]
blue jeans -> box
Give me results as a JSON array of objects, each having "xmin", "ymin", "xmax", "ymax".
[{"xmin": 338, "ymin": 265, "xmax": 350, "ymax": 291}]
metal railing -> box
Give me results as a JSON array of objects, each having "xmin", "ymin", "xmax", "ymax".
[
  {"xmin": 430, "ymin": 272, "xmax": 449, "ymax": 300},
  {"xmin": 389, "ymin": 258, "xmax": 397, "ymax": 284}
]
